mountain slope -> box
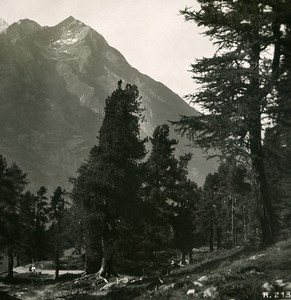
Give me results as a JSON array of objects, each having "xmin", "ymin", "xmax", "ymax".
[
  {"xmin": 0, "ymin": 18, "xmax": 9, "ymax": 33},
  {"xmin": 0, "ymin": 17, "xmax": 216, "ymax": 190}
]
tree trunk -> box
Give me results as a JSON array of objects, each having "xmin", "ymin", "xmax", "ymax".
[
  {"xmin": 181, "ymin": 251, "xmax": 186, "ymax": 265},
  {"xmin": 243, "ymin": 204, "xmax": 248, "ymax": 243},
  {"xmin": 231, "ymin": 197, "xmax": 236, "ymax": 247},
  {"xmin": 85, "ymin": 252, "xmax": 100, "ymax": 274},
  {"xmin": 209, "ymin": 222, "xmax": 214, "ymax": 252},
  {"xmin": 54, "ymin": 219, "xmax": 62, "ymax": 281},
  {"xmin": 216, "ymin": 226, "xmax": 222, "ymax": 249},
  {"xmin": 249, "ymin": 85, "xmax": 276, "ymax": 246},
  {"xmin": 16, "ymin": 254, "xmax": 20, "ymax": 267},
  {"xmin": 248, "ymin": 14, "xmax": 277, "ymax": 246},
  {"xmin": 54, "ymin": 251, "xmax": 59, "ymax": 280},
  {"xmin": 7, "ymin": 247, "xmax": 14, "ymax": 279},
  {"xmin": 97, "ymin": 236, "xmax": 118, "ymax": 280},
  {"xmin": 188, "ymin": 248, "xmax": 193, "ymax": 264},
  {"xmin": 250, "ymin": 142, "xmax": 276, "ymax": 246}
]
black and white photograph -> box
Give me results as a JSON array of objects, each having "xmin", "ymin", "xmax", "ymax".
[{"xmin": 0, "ymin": 0, "xmax": 290, "ymax": 299}]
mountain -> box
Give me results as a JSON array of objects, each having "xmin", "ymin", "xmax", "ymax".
[
  {"xmin": 0, "ymin": 18, "xmax": 9, "ymax": 33},
  {"xmin": 0, "ymin": 17, "xmax": 216, "ymax": 191}
]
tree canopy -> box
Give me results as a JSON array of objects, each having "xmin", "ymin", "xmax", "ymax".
[
  {"xmin": 71, "ymin": 81, "xmax": 147, "ymax": 277},
  {"xmin": 174, "ymin": 0, "xmax": 291, "ymax": 246}
]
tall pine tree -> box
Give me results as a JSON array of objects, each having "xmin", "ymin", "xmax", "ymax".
[
  {"xmin": 174, "ymin": 0, "xmax": 290, "ymax": 246},
  {"xmin": 33, "ymin": 186, "xmax": 48, "ymax": 261},
  {"xmin": 49, "ymin": 186, "xmax": 66, "ymax": 280},
  {"xmin": 143, "ymin": 124, "xmax": 199, "ymax": 263},
  {"xmin": 72, "ymin": 81, "xmax": 146, "ymax": 278},
  {"xmin": 0, "ymin": 155, "xmax": 27, "ymax": 278}
]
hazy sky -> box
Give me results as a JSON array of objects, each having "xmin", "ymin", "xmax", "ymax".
[{"xmin": 0, "ymin": 0, "xmax": 214, "ymax": 98}]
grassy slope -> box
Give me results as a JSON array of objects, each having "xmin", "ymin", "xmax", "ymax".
[
  {"xmin": 1, "ymin": 237, "xmax": 291, "ymax": 299},
  {"xmin": 136, "ymin": 237, "xmax": 291, "ymax": 300}
]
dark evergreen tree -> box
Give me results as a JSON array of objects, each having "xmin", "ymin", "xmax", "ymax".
[
  {"xmin": 72, "ymin": 81, "xmax": 146, "ymax": 279},
  {"xmin": 264, "ymin": 127, "xmax": 291, "ymax": 230},
  {"xmin": 18, "ymin": 187, "xmax": 49, "ymax": 263},
  {"xmin": 143, "ymin": 124, "xmax": 199, "ymax": 263},
  {"xmin": 172, "ymin": 173, "xmax": 200, "ymax": 263},
  {"xmin": 265, "ymin": 14, "xmax": 291, "ymax": 232},
  {"xmin": 0, "ymin": 155, "xmax": 27, "ymax": 278},
  {"xmin": 200, "ymin": 173, "xmax": 222, "ymax": 252},
  {"xmin": 174, "ymin": 0, "xmax": 291, "ymax": 246},
  {"xmin": 142, "ymin": 124, "xmax": 179, "ymax": 258},
  {"xmin": 49, "ymin": 186, "xmax": 66, "ymax": 280},
  {"xmin": 197, "ymin": 159, "xmax": 253, "ymax": 252},
  {"xmin": 33, "ymin": 186, "xmax": 48, "ymax": 261},
  {"xmin": 70, "ymin": 162, "xmax": 103, "ymax": 274},
  {"xmin": 63, "ymin": 204, "xmax": 86, "ymax": 256},
  {"xmin": 217, "ymin": 161, "xmax": 253, "ymax": 247},
  {"xmin": 18, "ymin": 191, "xmax": 36, "ymax": 264}
]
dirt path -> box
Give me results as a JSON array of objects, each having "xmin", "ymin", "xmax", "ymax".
[{"xmin": 13, "ymin": 266, "xmax": 84, "ymax": 276}]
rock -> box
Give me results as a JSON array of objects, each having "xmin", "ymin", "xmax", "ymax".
[
  {"xmin": 241, "ymin": 266, "xmax": 261, "ymax": 273},
  {"xmin": 129, "ymin": 277, "xmax": 143, "ymax": 284},
  {"xmin": 187, "ymin": 289, "xmax": 196, "ymax": 295},
  {"xmin": 158, "ymin": 282, "xmax": 178, "ymax": 291},
  {"xmin": 197, "ymin": 275, "xmax": 209, "ymax": 283},
  {"xmin": 117, "ymin": 276, "xmax": 133, "ymax": 284},
  {"xmin": 159, "ymin": 284, "xmax": 172, "ymax": 292},
  {"xmin": 283, "ymin": 282, "xmax": 291, "ymax": 291},
  {"xmin": 100, "ymin": 282, "xmax": 116, "ymax": 291},
  {"xmin": 262, "ymin": 282, "xmax": 274, "ymax": 293},
  {"xmin": 193, "ymin": 281, "xmax": 203, "ymax": 288},
  {"xmin": 203, "ymin": 286, "xmax": 218, "ymax": 298},
  {"xmin": 249, "ymin": 253, "xmax": 266, "ymax": 260},
  {"xmin": 248, "ymin": 269, "xmax": 264, "ymax": 275},
  {"xmin": 91, "ymin": 291, "xmax": 109, "ymax": 296},
  {"xmin": 274, "ymin": 279, "xmax": 286, "ymax": 287}
]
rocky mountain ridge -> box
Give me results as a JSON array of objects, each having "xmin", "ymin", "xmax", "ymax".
[
  {"xmin": 0, "ymin": 16, "xmax": 216, "ymax": 190},
  {"xmin": 0, "ymin": 18, "xmax": 9, "ymax": 33}
]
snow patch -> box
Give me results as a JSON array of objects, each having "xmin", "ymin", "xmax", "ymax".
[
  {"xmin": 53, "ymin": 37, "xmax": 79, "ymax": 46},
  {"xmin": 0, "ymin": 18, "xmax": 9, "ymax": 33}
]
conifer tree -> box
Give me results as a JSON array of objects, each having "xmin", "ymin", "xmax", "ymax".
[
  {"xmin": 33, "ymin": 186, "xmax": 48, "ymax": 261},
  {"xmin": 72, "ymin": 81, "xmax": 146, "ymax": 278},
  {"xmin": 264, "ymin": 17, "xmax": 291, "ymax": 231},
  {"xmin": 199, "ymin": 161, "xmax": 253, "ymax": 251},
  {"xmin": 0, "ymin": 155, "xmax": 27, "ymax": 278},
  {"xmin": 172, "ymin": 171, "xmax": 200, "ymax": 263},
  {"xmin": 19, "ymin": 191, "xmax": 36, "ymax": 264},
  {"xmin": 49, "ymin": 186, "xmax": 66, "ymax": 280},
  {"xmin": 217, "ymin": 161, "xmax": 252, "ymax": 246},
  {"xmin": 200, "ymin": 173, "xmax": 222, "ymax": 252},
  {"xmin": 143, "ymin": 124, "xmax": 199, "ymax": 263},
  {"xmin": 174, "ymin": 0, "xmax": 290, "ymax": 245},
  {"xmin": 143, "ymin": 124, "xmax": 179, "ymax": 257},
  {"xmin": 18, "ymin": 187, "xmax": 49, "ymax": 263}
]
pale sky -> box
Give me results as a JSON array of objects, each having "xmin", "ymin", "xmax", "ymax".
[{"xmin": 0, "ymin": 0, "xmax": 214, "ymax": 99}]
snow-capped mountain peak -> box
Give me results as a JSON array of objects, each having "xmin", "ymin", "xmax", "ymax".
[
  {"xmin": 0, "ymin": 16, "xmax": 216, "ymax": 190},
  {"xmin": 0, "ymin": 18, "xmax": 9, "ymax": 33}
]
